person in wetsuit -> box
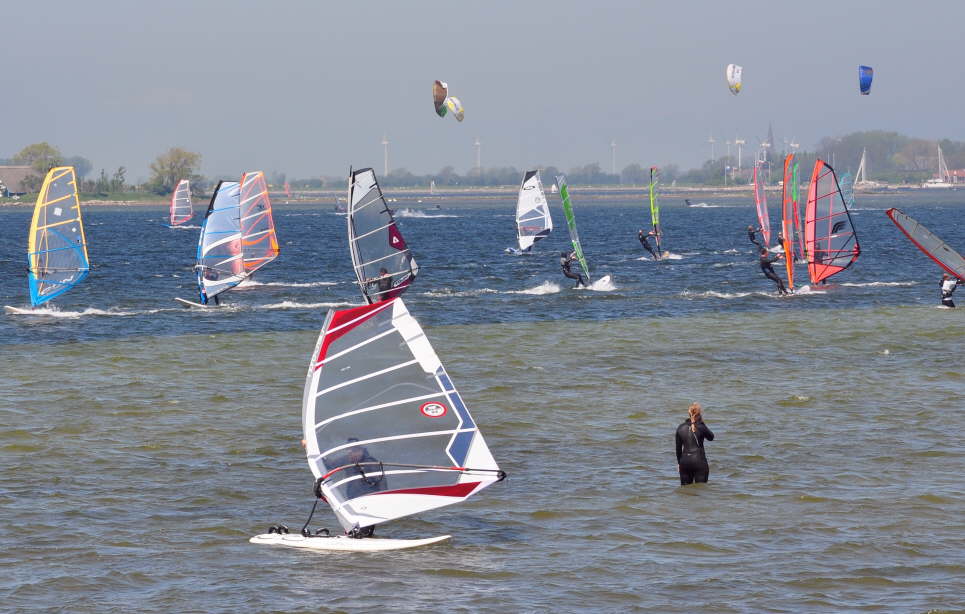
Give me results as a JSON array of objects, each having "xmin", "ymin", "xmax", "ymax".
[
  {"xmin": 940, "ymin": 273, "xmax": 961, "ymax": 307},
  {"xmin": 675, "ymin": 402, "xmax": 715, "ymax": 485},
  {"xmin": 329, "ymin": 438, "xmax": 386, "ymax": 537},
  {"xmin": 560, "ymin": 251, "xmax": 587, "ymax": 288},
  {"xmin": 759, "ymin": 247, "xmax": 788, "ymax": 295},
  {"xmin": 638, "ymin": 229, "xmax": 659, "ymax": 260},
  {"xmin": 747, "ymin": 225, "xmax": 763, "ymax": 249}
]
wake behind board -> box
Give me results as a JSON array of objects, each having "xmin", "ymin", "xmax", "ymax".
[
  {"xmin": 249, "ymin": 533, "xmax": 450, "ymax": 552},
  {"xmin": 174, "ymin": 297, "xmax": 209, "ymax": 309}
]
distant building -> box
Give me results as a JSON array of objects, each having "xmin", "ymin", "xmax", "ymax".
[
  {"xmin": 946, "ymin": 169, "xmax": 965, "ymax": 184},
  {"xmin": 0, "ymin": 165, "xmax": 34, "ymax": 195}
]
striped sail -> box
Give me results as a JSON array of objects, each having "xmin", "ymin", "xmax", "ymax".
[
  {"xmin": 649, "ymin": 166, "xmax": 662, "ymax": 257},
  {"xmin": 555, "ymin": 175, "xmax": 591, "ymax": 281},
  {"xmin": 781, "ymin": 154, "xmax": 795, "ymax": 290},
  {"xmin": 753, "ymin": 161, "xmax": 771, "ymax": 246},
  {"xmin": 805, "ymin": 160, "xmax": 860, "ymax": 284},
  {"xmin": 348, "ymin": 168, "xmax": 418, "ymax": 304},
  {"xmin": 195, "ymin": 181, "xmax": 244, "ymax": 303},
  {"xmin": 886, "ymin": 208, "xmax": 965, "ymax": 280},
  {"xmin": 303, "ymin": 298, "xmax": 503, "ymax": 533},
  {"xmin": 27, "ymin": 167, "xmax": 89, "ymax": 306},
  {"xmin": 515, "ymin": 170, "xmax": 552, "ymax": 251},
  {"xmin": 239, "ymin": 171, "xmax": 280, "ymax": 274},
  {"xmin": 168, "ymin": 179, "xmax": 193, "ymax": 226}
]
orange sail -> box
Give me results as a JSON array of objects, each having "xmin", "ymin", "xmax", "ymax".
[{"xmin": 781, "ymin": 154, "xmax": 795, "ymax": 290}]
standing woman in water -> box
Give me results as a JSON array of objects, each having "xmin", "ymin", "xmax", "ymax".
[{"xmin": 675, "ymin": 402, "xmax": 715, "ymax": 485}]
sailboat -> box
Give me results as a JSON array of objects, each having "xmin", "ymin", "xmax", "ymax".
[
  {"xmin": 921, "ymin": 144, "xmax": 954, "ymax": 189},
  {"xmin": 852, "ymin": 148, "xmax": 880, "ymax": 190},
  {"xmin": 164, "ymin": 179, "xmax": 193, "ymax": 227},
  {"xmin": 753, "ymin": 160, "xmax": 771, "ymax": 247},
  {"xmin": 347, "ymin": 168, "xmax": 418, "ymax": 303},
  {"xmin": 804, "ymin": 159, "xmax": 860, "ymax": 284},
  {"xmin": 250, "ymin": 297, "xmax": 505, "ymax": 551},
  {"xmin": 507, "ymin": 170, "xmax": 552, "ymax": 255},
  {"xmin": 886, "ymin": 208, "xmax": 965, "ymax": 280},
  {"xmin": 5, "ymin": 166, "xmax": 89, "ymax": 313},
  {"xmin": 175, "ymin": 172, "xmax": 279, "ymax": 307},
  {"xmin": 556, "ymin": 175, "xmax": 611, "ymax": 287},
  {"xmin": 648, "ymin": 166, "xmax": 663, "ymax": 258}
]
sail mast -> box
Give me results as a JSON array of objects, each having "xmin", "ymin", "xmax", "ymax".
[{"xmin": 556, "ymin": 175, "xmax": 591, "ymax": 282}]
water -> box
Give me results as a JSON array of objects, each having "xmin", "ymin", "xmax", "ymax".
[{"xmin": 1, "ymin": 194, "xmax": 964, "ymax": 612}]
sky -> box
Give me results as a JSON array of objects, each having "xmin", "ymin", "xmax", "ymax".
[{"xmin": 2, "ymin": 1, "xmax": 963, "ymax": 182}]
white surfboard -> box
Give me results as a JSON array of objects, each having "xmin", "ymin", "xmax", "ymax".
[
  {"xmin": 249, "ymin": 533, "xmax": 450, "ymax": 552},
  {"xmin": 4, "ymin": 305, "xmax": 31, "ymax": 315},
  {"xmin": 174, "ymin": 297, "xmax": 209, "ymax": 309}
]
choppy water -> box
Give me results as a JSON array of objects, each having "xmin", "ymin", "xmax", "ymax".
[{"xmin": 1, "ymin": 193, "xmax": 964, "ymax": 612}]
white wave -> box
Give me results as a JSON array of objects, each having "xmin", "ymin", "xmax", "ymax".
[
  {"xmin": 712, "ymin": 262, "xmax": 742, "ymax": 268},
  {"xmin": 688, "ymin": 202, "xmax": 720, "ymax": 208},
  {"xmin": 659, "ymin": 252, "xmax": 684, "ymax": 260},
  {"xmin": 839, "ymin": 281, "xmax": 917, "ymax": 287},
  {"xmin": 237, "ymin": 280, "xmax": 338, "ymax": 288},
  {"xmin": 722, "ymin": 249, "xmax": 739, "ymax": 254},
  {"xmin": 4, "ymin": 306, "xmax": 170, "ymax": 318},
  {"xmin": 509, "ymin": 281, "xmax": 560, "ymax": 295},
  {"xmin": 421, "ymin": 288, "xmax": 500, "ymax": 298},
  {"xmin": 679, "ymin": 289, "xmax": 787, "ymax": 300},
  {"xmin": 791, "ymin": 285, "xmax": 827, "ymax": 295},
  {"xmin": 394, "ymin": 208, "xmax": 457, "ymax": 218},
  {"xmin": 257, "ymin": 301, "xmax": 356, "ymax": 310},
  {"xmin": 587, "ymin": 276, "xmax": 616, "ymax": 291},
  {"xmin": 168, "ymin": 224, "xmax": 201, "ymax": 229}
]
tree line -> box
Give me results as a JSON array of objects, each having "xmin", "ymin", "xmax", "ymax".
[{"xmin": 5, "ymin": 129, "xmax": 963, "ymax": 198}]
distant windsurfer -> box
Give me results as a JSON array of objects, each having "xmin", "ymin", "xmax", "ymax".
[
  {"xmin": 747, "ymin": 225, "xmax": 763, "ymax": 249},
  {"xmin": 560, "ymin": 251, "xmax": 586, "ymax": 288},
  {"xmin": 638, "ymin": 229, "xmax": 660, "ymax": 260},
  {"xmin": 675, "ymin": 403, "xmax": 715, "ymax": 485},
  {"xmin": 759, "ymin": 247, "xmax": 788, "ymax": 295},
  {"xmin": 940, "ymin": 274, "xmax": 961, "ymax": 307}
]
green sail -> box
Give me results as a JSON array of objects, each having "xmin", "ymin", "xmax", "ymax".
[
  {"xmin": 648, "ymin": 167, "xmax": 662, "ymax": 256},
  {"xmin": 556, "ymin": 175, "xmax": 591, "ymax": 281}
]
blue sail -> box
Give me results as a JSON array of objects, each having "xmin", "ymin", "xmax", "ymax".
[
  {"xmin": 858, "ymin": 65, "xmax": 873, "ymax": 95},
  {"xmin": 195, "ymin": 181, "xmax": 243, "ymax": 304},
  {"xmin": 27, "ymin": 167, "xmax": 90, "ymax": 307}
]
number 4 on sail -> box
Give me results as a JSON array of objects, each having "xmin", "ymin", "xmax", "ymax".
[{"xmin": 250, "ymin": 298, "xmax": 505, "ymax": 551}]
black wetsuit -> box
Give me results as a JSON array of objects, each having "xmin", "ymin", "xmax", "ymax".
[
  {"xmin": 941, "ymin": 278, "xmax": 960, "ymax": 307},
  {"xmin": 759, "ymin": 253, "xmax": 788, "ymax": 295},
  {"xmin": 748, "ymin": 228, "xmax": 762, "ymax": 248},
  {"xmin": 560, "ymin": 255, "xmax": 587, "ymax": 287},
  {"xmin": 638, "ymin": 234, "xmax": 658, "ymax": 259},
  {"xmin": 675, "ymin": 419, "xmax": 715, "ymax": 485}
]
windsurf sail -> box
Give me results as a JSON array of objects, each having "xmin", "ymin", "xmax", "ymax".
[
  {"xmin": 753, "ymin": 161, "xmax": 771, "ymax": 246},
  {"xmin": 26, "ymin": 166, "xmax": 89, "ymax": 306},
  {"xmin": 303, "ymin": 297, "xmax": 504, "ymax": 533},
  {"xmin": 805, "ymin": 160, "xmax": 860, "ymax": 284},
  {"xmin": 348, "ymin": 168, "xmax": 419, "ymax": 304},
  {"xmin": 195, "ymin": 181, "xmax": 244, "ymax": 304},
  {"xmin": 791, "ymin": 160, "xmax": 806, "ymax": 261},
  {"xmin": 648, "ymin": 166, "xmax": 662, "ymax": 257},
  {"xmin": 556, "ymin": 175, "xmax": 591, "ymax": 282},
  {"xmin": 858, "ymin": 65, "xmax": 873, "ymax": 95},
  {"xmin": 886, "ymin": 208, "xmax": 965, "ymax": 280},
  {"xmin": 726, "ymin": 64, "xmax": 743, "ymax": 95},
  {"xmin": 781, "ymin": 155, "xmax": 795, "ymax": 290},
  {"xmin": 168, "ymin": 179, "xmax": 193, "ymax": 226},
  {"xmin": 515, "ymin": 170, "xmax": 552, "ymax": 251},
  {"xmin": 239, "ymin": 171, "xmax": 280, "ymax": 274}
]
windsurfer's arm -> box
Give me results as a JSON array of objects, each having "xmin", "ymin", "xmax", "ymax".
[
  {"xmin": 698, "ymin": 422, "xmax": 715, "ymax": 441},
  {"xmin": 675, "ymin": 429, "xmax": 683, "ymax": 463}
]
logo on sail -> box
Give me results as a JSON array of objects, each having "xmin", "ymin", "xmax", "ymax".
[{"xmin": 420, "ymin": 401, "xmax": 448, "ymax": 418}]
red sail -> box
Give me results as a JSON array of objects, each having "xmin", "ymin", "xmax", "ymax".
[{"xmin": 805, "ymin": 160, "xmax": 860, "ymax": 284}]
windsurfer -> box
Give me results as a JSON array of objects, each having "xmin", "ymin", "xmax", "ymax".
[
  {"xmin": 759, "ymin": 248, "xmax": 789, "ymax": 295},
  {"xmin": 638, "ymin": 229, "xmax": 659, "ymax": 260},
  {"xmin": 560, "ymin": 251, "xmax": 586, "ymax": 288},
  {"xmin": 940, "ymin": 274, "xmax": 961, "ymax": 307},
  {"xmin": 747, "ymin": 225, "xmax": 763, "ymax": 248},
  {"xmin": 675, "ymin": 403, "xmax": 715, "ymax": 485},
  {"xmin": 366, "ymin": 267, "xmax": 393, "ymax": 297},
  {"xmin": 330, "ymin": 438, "xmax": 386, "ymax": 537}
]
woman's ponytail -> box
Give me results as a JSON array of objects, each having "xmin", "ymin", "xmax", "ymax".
[{"xmin": 688, "ymin": 402, "xmax": 702, "ymax": 433}]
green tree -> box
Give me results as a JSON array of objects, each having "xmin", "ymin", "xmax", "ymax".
[
  {"xmin": 13, "ymin": 142, "xmax": 63, "ymax": 192},
  {"xmin": 147, "ymin": 147, "xmax": 202, "ymax": 195}
]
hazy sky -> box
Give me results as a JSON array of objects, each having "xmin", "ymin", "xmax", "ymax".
[{"xmin": 3, "ymin": 1, "xmax": 962, "ymax": 182}]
